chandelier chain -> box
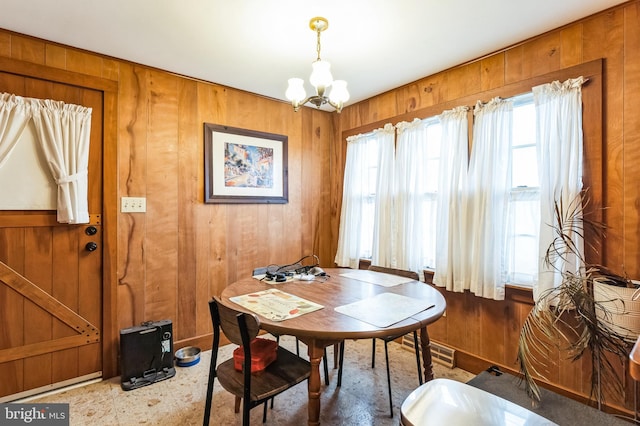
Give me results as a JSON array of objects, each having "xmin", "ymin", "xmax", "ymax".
[{"xmin": 316, "ymin": 28, "xmax": 322, "ymax": 61}]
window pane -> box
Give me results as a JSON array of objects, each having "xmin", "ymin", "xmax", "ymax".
[
  {"xmin": 506, "ymin": 194, "xmax": 540, "ymax": 285},
  {"xmin": 421, "ymin": 121, "xmax": 441, "ymax": 269},
  {"xmin": 421, "ymin": 194, "xmax": 437, "ymax": 269},
  {"xmin": 512, "ymin": 102, "xmax": 535, "ymax": 147},
  {"xmin": 507, "ymin": 95, "xmax": 539, "ymax": 287},
  {"xmin": 512, "ymin": 146, "xmax": 537, "ymax": 187},
  {"xmin": 360, "ymin": 198, "xmax": 374, "ymax": 258}
]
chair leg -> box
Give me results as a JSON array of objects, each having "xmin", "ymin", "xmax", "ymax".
[
  {"xmin": 337, "ymin": 341, "xmax": 345, "ymax": 387},
  {"xmin": 371, "ymin": 338, "xmax": 377, "ymax": 368},
  {"xmin": 203, "ymin": 362, "xmax": 217, "ymax": 426},
  {"xmin": 243, "ymin": 397, "xmax": 250, "ymax": 426},
  {"xmin": 413, "ymin": 330, "xmax": 423, "ymax": 385},
  {"xmin": 234, "ymin": 396, "xmax": 241, "ymax": 413},
  {"xmin": 323, "ymin": 348, "xmax": 330, "ymax": 385},
  {"xmin": 262, "ymin": 400, "xmax": 268, "ymax": 423},
  {"xmin": 384, "ymin": 341, "xmax": 393, "ymax": 418},
  {"xmin": 296, "ymin": 338, "xmax": 300, "ymax": 356}
]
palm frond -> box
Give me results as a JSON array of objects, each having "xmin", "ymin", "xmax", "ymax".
[{"xmin": 517, "ymin": 189, "xmax": 632, "ymax": 407}]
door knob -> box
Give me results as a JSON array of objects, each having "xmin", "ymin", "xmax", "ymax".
[
  {"xmin": 85, "ymin": 226, "xmax": 98, "ymax": 236},
  {"xmin": 85, "ymin": 242, "xmax": 98, "ymax": 252}
]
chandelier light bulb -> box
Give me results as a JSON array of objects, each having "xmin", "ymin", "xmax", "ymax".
[
  {"xmin": 285, "ymin": 78, "xmax": 306, "ymax": 103},
  {"xmin": 309, "ymin": 60, "xmax": 333, "ymax": 95},
  {"xmin": 329, "ymin": 80, "xmax": 350, "ymax": 104}
]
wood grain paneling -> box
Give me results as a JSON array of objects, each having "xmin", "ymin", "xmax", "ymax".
[
  {"xmin": 480, "ymin": 53, "xmax": 505, "ymax": 91},
  {"xmin": 177, "ymin": 79, "xmax": 199, "ymax": 341},
  {"xmin": 560, "ymin": 23, "xmax": 583, "ymax": 68},
  {"xmin": 584, "ymin": 8, "xmax": 626, "ymax": 271},
  {"xmin": 11, "ymin": 35, "xmax": 44, "ymax": 64},
  {"xmin": 521, "ymin": 32, "xmax": 561, "ymax": 78},
  {"xmin": 22, "ymin": 228, "xmax": 53, "ymax": 391},
  {"xmin": 623, "ymin": 3, "xmax": 640, "ymax": 278},
  {"xmin": 145, "ymin": 70, "xmax": 179, "ymax": 323},
  {"xmin": 117, "ymin": 63, "xmax": 149, "ymax": 330}
]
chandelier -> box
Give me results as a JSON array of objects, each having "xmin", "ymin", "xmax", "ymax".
[{"xmin": 285, "ymin": 17, "xmax": 350, "ymax": 113}]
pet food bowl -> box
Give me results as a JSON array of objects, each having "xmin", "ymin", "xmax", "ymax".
[{"xmin": 175, "ymin": 346, "xmax": 201, "ymax": 367}]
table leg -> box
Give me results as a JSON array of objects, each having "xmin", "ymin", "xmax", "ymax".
[
  {"xmin": 307, "ymin": 340, "xmax": 323, "ymax": 426},
  {"xmin": 419, "ymin": 326, "xmax": 435, "ymax": 382}
]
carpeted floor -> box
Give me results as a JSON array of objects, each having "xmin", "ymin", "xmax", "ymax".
[{"xmin": 20, "ymin": 336, "xmax": 474, "ymax": 425}]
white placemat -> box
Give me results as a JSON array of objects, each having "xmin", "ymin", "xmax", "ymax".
[
  {"xmin": 334, "ymin": 292, "xmax": 434, "ymax": 328},
  {"xmin": 339, "ymin": 270, "xmax": 414, "ymax": 287}
]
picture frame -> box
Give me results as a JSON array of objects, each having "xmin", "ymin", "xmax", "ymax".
[{"xmin": 204, "ymin": 123, "xmax": 288, "ymax": 204}]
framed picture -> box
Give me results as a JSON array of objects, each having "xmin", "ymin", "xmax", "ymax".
[{"xmin": 204, "ymin": 123, "xmax": 288, "ymax": 204}]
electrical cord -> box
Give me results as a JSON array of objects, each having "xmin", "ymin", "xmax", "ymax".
[
  {"xmin": 260, "ymin": 255, "xmax": 321, "ymax": 281},
  {"xmin": 275, "ymin": 255, "xmax": 319, "ymax": 274}
]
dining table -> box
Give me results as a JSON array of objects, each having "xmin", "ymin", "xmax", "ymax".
[{"xmin": 219, "ymin": 267, "xmax": 447, "ymax": 426}]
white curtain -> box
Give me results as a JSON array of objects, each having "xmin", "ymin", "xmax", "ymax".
[
  {"xmin": 0, "ymin": 93, "xmax": 31, "ymax": 168},
  {"xmin": 464, "ymin": 98, "xmax": 513, "ymax": 300},
  {"xmin": 533, "ymin": 77, "xmax": 585, "ymax": 301},
  {"xmin": 371, "ymin": 124, "xmax": 396, "ymax": 266},
  {"xmin": 30, "ymin": 99, "xmax": 93, "ymax": 224},
  {"xmin": 335, "ymin": 124, "xmax": 395, "ymax": 269},
  {"xmin": 433, "ymin": 106, "xmax": 470, "ymax": 291},
  {"xmin": 394, "ymin": 118, "xmax": 431, "ymax": 272}
]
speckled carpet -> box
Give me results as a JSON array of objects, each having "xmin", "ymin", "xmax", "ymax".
[{"xmin": 20, "ymin": 336, "xmax": 474, "ymax": 425}]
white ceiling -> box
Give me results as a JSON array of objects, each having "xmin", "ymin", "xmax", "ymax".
[{"xmin": 0, "ymin": 0, "xmax": 627, "ymax": 110}]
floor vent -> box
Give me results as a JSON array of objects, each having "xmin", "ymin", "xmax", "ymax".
[{"xmin": 401, "ymin": 334, "xmax": 456, "ymax": 369}]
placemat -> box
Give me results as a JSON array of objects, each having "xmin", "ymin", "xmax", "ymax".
[
  {"xmin": 339, "ymin": 270, "xmax": 414, "ymax": 287},
  {"xmin": 334, "ymin": 292, "xmax": 434, "ymax": 328},
  {"xmin": 230, "ymin": 288, "xmax": 323, "ymax": 321}
]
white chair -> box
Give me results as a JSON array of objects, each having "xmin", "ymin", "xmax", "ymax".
[{"xmin": 400, "ymin": 378, "xmax": 556, "ymax": 426}]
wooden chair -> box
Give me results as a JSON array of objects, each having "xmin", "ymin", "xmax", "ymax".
[
  {"xmin": 337, "ymin": 265, "xmax": 423, "ymax": 418},
  {"xmin": 203, "ymin": 297, "xmax": 310, "ymax": 426},
  {"xmin": 250, "ymin": 268, "xmax": 332, "ymax": 386}
]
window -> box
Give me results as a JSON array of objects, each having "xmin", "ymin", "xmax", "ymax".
[
  {"xmin": 341, "ymin": 96, "xmax": 540, "ymax": 287},
  {"xmin": 360, "ymin": 144, "xmax": 379, "ymax": 259},
  {"xmin": 335, "ymin": 125, "xmax": 395, "ymax": 270},
  {"xmin": 505, "ymin": 94, "xmax": 539, "ymax": 286},
  {"xmin": 346, "ymin": 97, "xmax": 540, "ymax": 286},
  {"xmin": 420, "ymin": 120, "xmax": 442, "ymax": 269},
  {"xmin": 338, "ymin": 69, "xmax": 591, "ymax": 300}
]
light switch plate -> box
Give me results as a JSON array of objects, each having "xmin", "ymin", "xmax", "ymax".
[{"xmin": 121, "ymin": 197, "xmax": 146, "ymax": 213}]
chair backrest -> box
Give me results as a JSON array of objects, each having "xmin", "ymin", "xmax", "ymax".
[
  {"xmin": 368, "ymin": 265, "xmax": 419, "ymax": 281},
  {"xmin": 206, "ymin": 297, "xmax": 263, "ymax": 426},
  {"xmin": 209, "ymin": 296, "xmax": 261, "ymax": 347}
]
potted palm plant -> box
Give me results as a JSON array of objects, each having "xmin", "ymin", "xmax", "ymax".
[{"xmin": 517, "ymin": 190, "xmax": 638, "ymax": 408}]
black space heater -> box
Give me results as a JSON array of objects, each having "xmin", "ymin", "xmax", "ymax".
[{"xmin": 119, "ymin": 319, "xmax": 176, "ymax": 391}]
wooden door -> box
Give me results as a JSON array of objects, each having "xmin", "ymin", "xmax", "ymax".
[{"xmin": 0, "ymin": 72, "xmax": 104, "ymax": 399}]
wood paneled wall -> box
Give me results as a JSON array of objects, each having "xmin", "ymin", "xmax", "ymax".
[
  {"xmin": 0, "ymin": 0, "xmax": 638, "ymax": 413},
  {"xmin": 335, "ymin": 0, "xmax": 640, "ymax": 414},
  {"xmin": 0, "ymin": 26, "xmax": 335, "ymax": 379},
  {"xmin": 115, "ymin": 66, "xmax": 335, "ymax": 344}
]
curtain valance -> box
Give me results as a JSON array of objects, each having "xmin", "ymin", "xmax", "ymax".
[{"xmin": 0, "ymin": 92, "xmax": 92, "ymax": 224}]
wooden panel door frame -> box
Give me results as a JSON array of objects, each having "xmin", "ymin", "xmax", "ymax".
[{"xmin": 0, "ymin": 56, "xmax": 119, "ymax": 378}]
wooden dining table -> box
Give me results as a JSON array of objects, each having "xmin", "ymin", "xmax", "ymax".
[{"xmin": 219, "ymin": 267, "xmax": 447, "ymax": 426}]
